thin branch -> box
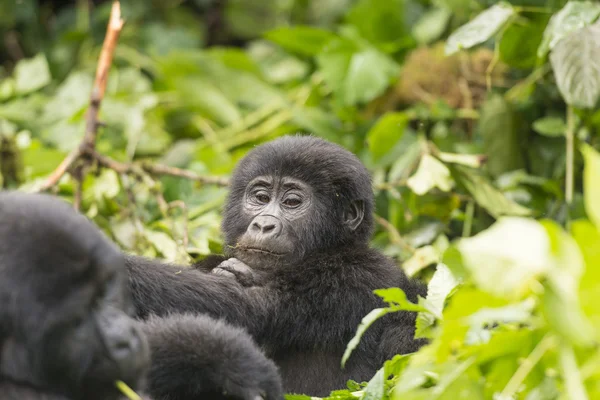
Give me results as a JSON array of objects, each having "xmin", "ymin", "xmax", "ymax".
[
  {"xmin": 81, "ymin": 0, "xmax": 124, "ymax": 151},
  {"xmin": 38, "ymin": 1, "xmax": 124, "ymax": 192},
  {"xmin": 90, "ymin": 150, "xmax": 229, "ymax": 186}
]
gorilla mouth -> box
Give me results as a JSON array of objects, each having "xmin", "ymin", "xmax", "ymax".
[{"xmin": 240, "ymin": 246, "xmax": 285, "ymax": 256}]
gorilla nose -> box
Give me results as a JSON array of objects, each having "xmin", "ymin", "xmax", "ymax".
[{"xmin": 250, "ymin": 215, "xmax": 281, "ymax": 237}]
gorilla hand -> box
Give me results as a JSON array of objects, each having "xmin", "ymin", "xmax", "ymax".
[{"xmin": 212, "ymin": 257, "xmax": 260, "ymax": 287}]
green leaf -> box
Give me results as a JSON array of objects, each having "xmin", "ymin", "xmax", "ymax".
[
  {"xmin": 532, "ymin": 116, "xmax": 566, "ymax": 137},
  {"xmin": 451, "ymin": 165, "xmax": 532, "ymax": 218},
  {"xmin": 346, "ymin": 0, "xmax": 406, "ymax": 46},
  {"xmin": 416, "ymin": 263, "xmax": 459, "ymax": 339},
  {"xmin": 366, "ymin": 112, "xmax": 409, "ymax": 162},
  {"xmin": 264, "ymin": 26, "xmax": 335, "ymax": 57},
  {"xmin": 581, "ymin": 144, "xmax": 600, "ymax": 227},
  {"xmin": 13, "ymin": 54, "xmax": 51, "ymax": 95},
  {"xmin": 457, "ymin": 217, "xmax": 550, "ymax": 297},
  {"xmin": 317, "ymin": 38, "xmax": 399, "ymax": 106},
  {"xmin": 538, "ymin": 1, "xmax": 600, "ymax": 58},
  {"xmin": 445, "ymin": 4, "xmax": 515, "ymax": 55},
  {"xmin": 478, "ymin": 94, "xmax": 525, "ymax": 178},
  {"xmin": 362, "ymin": 367, "xmax": 385, "ymax": 400},
  {"xmin": 407, "ymin": 154, "xmax": 454, "ymax": 196},
  {"xmin": 374, "ymin": 288, "xmax": 425, "ymax": 312},
  {"xmin": 499, "ymin": 14, "xmax": 548, "ymax": 70},
  {"xmin": 412, "ymin": 7, "xmax": 452, "ymax": 45},
  {"xmin": 145, "ymin": 230, "xmax": 179, "ymax": 261},
  {"xmin": 343, "ymin": 49, "xmax": 399, "ymax": 105},
  {"xmin": 550, "ymin": 19, "xmax": 600, "ymax": 109}
]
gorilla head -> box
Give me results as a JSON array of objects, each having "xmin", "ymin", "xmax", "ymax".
[
  {"xmin": 0, "ymin": 192, "xmax": 149, "ymax": 400},
  {"xmin": 222, "ymin": 135, "xmax": 374, "ymax": 267}
]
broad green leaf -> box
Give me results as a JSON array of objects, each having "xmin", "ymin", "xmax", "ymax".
[
  {"xmin": 581, "ymin": 144, "xmax": 600, "ymax": 227},
  {"xmin": 346, "ymin": 0, "xmax": 406, "ymax": 46},
  {"xmin": 362, "ymin": 367, "xmax": 385, "ymax": 400},
  {"xmin": 550, "ymin": 20, "xmax": 600, "ymax": 109},
  {"xmin": 416, "ymin": 264, "xmax": 459, "ymax": 339},
  {"xmin": 145, "ymin": 230, "xmax": 179, "ymax": 261},
  {"xmin": 404, "ymin": 245, "xmax": 440, "ymax": 277},
  {"xmin": 499, "ymin": 14, "xmax": 548, "ymax": 70},
  {"xmin": 457, "ymin": 217, "xmax": 550, "ymax": 297},
  {"xmin": 366, "ymin": 112, "xmax": 409, "ymax": 162},
  {"xmin": 445, "ymin": 4, "xmax": 515, "ymax": 55},
  {"xmin": 14, "ymin": 54, "xmax": 51, "ymax": 95},
  {"xmin": 42, "ymin": 71, "xmax": 92, "ymax": 122},
  {"xmin": 532, "ymin": 116, "xmax": 566, "ymax": 137},
  {"xmin": 343, "ymin": 49, "xmax": 399, "ymax": 106},
  {"xmin": 264, "ymin": 26, "xmax": 335, "ymax": 57},
  {"xmin": 407, "ymin": 154, "xmax": 454, "ymax": 195},
  {"xmin": 538, "ymin": 1, "xmax": 600, "ymax": 58},
  {"xmin": 451, "ymin": 165, "xmax": 532, "ymax": 218},
  {"xmin": 413, "ymin": 7, "xmax": 452, "ymax": 45},
  {"xmin": 374, "ymin": 288, "xmax": 425, "ymax": 312},
  {"xmin": 478, "ymin": 94, "xmax": 525, "ymax": 178}
]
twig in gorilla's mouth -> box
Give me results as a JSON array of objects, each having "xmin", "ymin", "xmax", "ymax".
[{"xmin": 240, "ymin": 246, "xmax": 284, "ymax": 256}]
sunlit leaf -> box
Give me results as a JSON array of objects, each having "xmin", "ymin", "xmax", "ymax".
[
  {"xmin": 445, "ymin": 4, "xmax": 515, "ymax": 55},
  {"xmin": 366, "ymin": 112, "xmax": 409, "ymax": 162},
  {"xmin": 14, "ymin": 54, "xmax": 51, "ymax": 95},
  {"xmin": 457, "ymin": 217, "xmax": 550, "ymax": 297},
  {"xmin": 416, "ymin": 264, "xmax": 459, "ymax": 339},
  {"xmin": 407, "ymin": 154, "xmax": 454, "ymax": 196}
]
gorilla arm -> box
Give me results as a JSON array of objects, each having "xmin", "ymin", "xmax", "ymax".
[
  {"xmin": 125, "ymin": 255, "xmax": 270, "ymax": 333},
  {"xmin": 140, "ymin": 314, "xmax": 283, "ymax": 400}
]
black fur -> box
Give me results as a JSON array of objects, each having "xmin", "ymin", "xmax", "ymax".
[
  {"xmin": 0, "ymin": 192, "xmax": 150, "ymax": 400},
  {"xmin": 141, "ymin": 314, "xmax": 283, "ymax": 400},
  {"xmin": 126, "ymin": 135, "xmax": 427, "ymax": 396}
]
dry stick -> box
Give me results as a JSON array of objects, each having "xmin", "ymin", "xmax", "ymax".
[{"xmin": 39, "ymin": 1, "xmax": 124, "ymax": 192}]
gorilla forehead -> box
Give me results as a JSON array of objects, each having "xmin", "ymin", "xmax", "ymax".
[
  {"xmin": 231, "ymin": 135, "xmax": 373, "ymax": 203},
  {"xmin": 0, "ymin": 192, "xmax": 120, "ymax": 276}
]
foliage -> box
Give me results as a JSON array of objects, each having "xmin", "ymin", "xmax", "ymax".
[{"xmin": 1, "ymin": 0, "xmax": 600, "ymax": 398}]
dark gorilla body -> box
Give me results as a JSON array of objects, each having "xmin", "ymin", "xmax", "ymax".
[
  {"xmin": 0, "ymin": 192, "xmax": 283, "ymax": 400},
  {"xmin": 0, "ymin": 192, "xmax": 149, "ymax": 400},
  {"xmin": 126, "ymin": 136, "xmax": 427, "ymax": 395}
]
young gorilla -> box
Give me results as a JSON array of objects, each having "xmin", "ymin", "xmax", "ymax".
[
  {"xmin": 126, "ymin": 135, "xmax": 427, "ymax": 396},
  {"xmin": 0, "ymin": 192, "xmax": 283, "ymax": 400}
]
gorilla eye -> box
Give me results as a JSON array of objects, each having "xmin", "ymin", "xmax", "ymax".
[
  {"xmin": 283, "ymin": 197, "xmax": 302, "ymax": 208},
  {"xmin": 255, "ymin": 192, "xmax": 270, "ymax": 204}
]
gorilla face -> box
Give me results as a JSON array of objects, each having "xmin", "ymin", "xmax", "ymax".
[
  {"xmin": 0, "ymin": 192, "xmax": 149, "ymax": 400},
  {"xmin": 233, "ymin": 175, "xmax": 315, "ymax": 265},
  {"xmin": 223, "ymin": 136, "xmax": 373, "ymax": 269}
]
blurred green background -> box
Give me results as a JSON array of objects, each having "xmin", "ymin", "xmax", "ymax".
[{"xmin": 3, "ymin": 1, "xmax": 600, "ymax": 397}]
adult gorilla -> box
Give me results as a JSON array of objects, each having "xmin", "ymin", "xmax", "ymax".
[
  {"xmin": 0, "ymin": 192, "xmax": 283, "ymax": 400},
  {"xmin": 0, "ymin": 191, "xmax": 149, "ymax": 400},
  {"xmin": 126, "ymin": 135, "xmax": 427, "ymax": 396}
]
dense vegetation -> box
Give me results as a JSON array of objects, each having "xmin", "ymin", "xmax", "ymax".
[{"xmin": 1, "ymin": 0, "xmax": 600, "ymax": 398}]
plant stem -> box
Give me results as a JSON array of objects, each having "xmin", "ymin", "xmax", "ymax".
[{"xmin": 565, "ymin": 106, "xmax": 575, "ymax": 228}]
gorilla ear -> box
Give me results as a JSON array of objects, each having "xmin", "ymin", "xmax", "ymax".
[{"xmin": 344, "ymin": 200, "xmax": 365, "ymax": 231}]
